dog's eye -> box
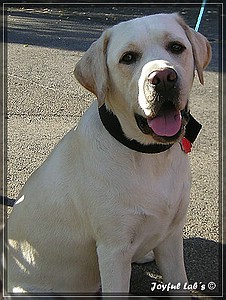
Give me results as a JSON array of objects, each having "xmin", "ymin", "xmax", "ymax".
[
  {"xmin": 168, "ymin": 42, "xmax": 186, "ymax": 54},
  {"xmin": 119, "ymin": 52, "xmax": 140, "ymax": 64}
]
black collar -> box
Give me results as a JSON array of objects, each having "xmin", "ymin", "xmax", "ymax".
[
  {"xmin": 99, "ymin": 104, "xmax": 173, "ymax": 154},
  {"xmin": 98, "ymin": 104, "xmax": 202, "ymax": 154}
]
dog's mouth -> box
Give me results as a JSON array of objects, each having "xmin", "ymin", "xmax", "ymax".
[{"xmin": 135, "ymin": 102, "xmax": 189, "ymax": 143}]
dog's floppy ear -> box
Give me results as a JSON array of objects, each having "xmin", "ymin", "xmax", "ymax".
[
  {"xmin": 176, "ymin": 15, "xmax": 212, "ymax": 84},
  {"xmin": 74, "ymin": 30, "xmax": 110, "ymax": 106}
]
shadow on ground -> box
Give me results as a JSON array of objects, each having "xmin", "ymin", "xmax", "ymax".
[
  {"xmin": 5, "ymin": 4, "xmax": 220, "ymax": 71},
  {"xmin": 130, "ymin": 237, "xmax": 223, "ymax": 298}
]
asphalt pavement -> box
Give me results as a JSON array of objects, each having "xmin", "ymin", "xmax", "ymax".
[{"xmin": 3, "ymin": 3, "xmax": 224, "ymax": 298}]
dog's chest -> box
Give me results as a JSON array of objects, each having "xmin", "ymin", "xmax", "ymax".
[
  {"xmin": 81, "ymin": 139, "xmax": 191, "ymax": 254},
  {"xmin": 113, "ymin": 148, "xmax": 191, "ymax": 252},
  {"xmin": 126, "ymin": 148, "xmax": 190, "ymax": 207}
]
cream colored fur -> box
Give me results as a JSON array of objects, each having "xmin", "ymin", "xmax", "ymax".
[{"xmin": 7, "ymin": 13, "xmax": 211, "ymax": 298}]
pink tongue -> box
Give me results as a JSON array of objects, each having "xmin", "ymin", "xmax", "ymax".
[{"xmin": 147, "ymin": 109, "xmax": 182, "ymax": 137}]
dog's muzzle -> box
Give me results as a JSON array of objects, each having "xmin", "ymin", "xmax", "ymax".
[
  {"xmin": 135, "ymin": 102, "xmax": 190, "ymax": 143},
  {"xmin": 136, "ymin": 68, "xmax": 189, "ymax": 143}
]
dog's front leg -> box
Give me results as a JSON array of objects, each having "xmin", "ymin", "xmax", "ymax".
[
  {"xmin": 97, "ymin": 244, "xmax": 132, "ymax": 293},
  {"xmin": 154, "ymin": 230, "xmax": 191, "ymax": 299}
]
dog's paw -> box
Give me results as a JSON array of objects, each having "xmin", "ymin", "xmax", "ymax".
[{"xmin": 134, "ymin": 250, "xmax": 155, "ymax": 264}]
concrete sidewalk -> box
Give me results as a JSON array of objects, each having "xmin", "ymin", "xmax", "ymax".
[{"xmin": 4, "ymin": 4, "xmax": 223, "ymax": 298}]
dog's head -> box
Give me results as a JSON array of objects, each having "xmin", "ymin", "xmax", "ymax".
[{"xmin": 74, "ymin": 13, "xmax": 211, "ymax": 145}]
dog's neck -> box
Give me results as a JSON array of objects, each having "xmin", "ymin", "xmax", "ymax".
[{"xmin": 98, "ymin": 104, "xmax": 202, "ymax": 154}]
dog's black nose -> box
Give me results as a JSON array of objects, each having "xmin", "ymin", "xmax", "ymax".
[{"xmin": 148, "ymin": 68, "xmax": 178, "ymax": 91}]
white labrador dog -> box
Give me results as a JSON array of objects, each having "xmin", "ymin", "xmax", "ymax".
[{"xmin": 7, "ymin": 13, "xmax": 211, "ymax": 297}]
